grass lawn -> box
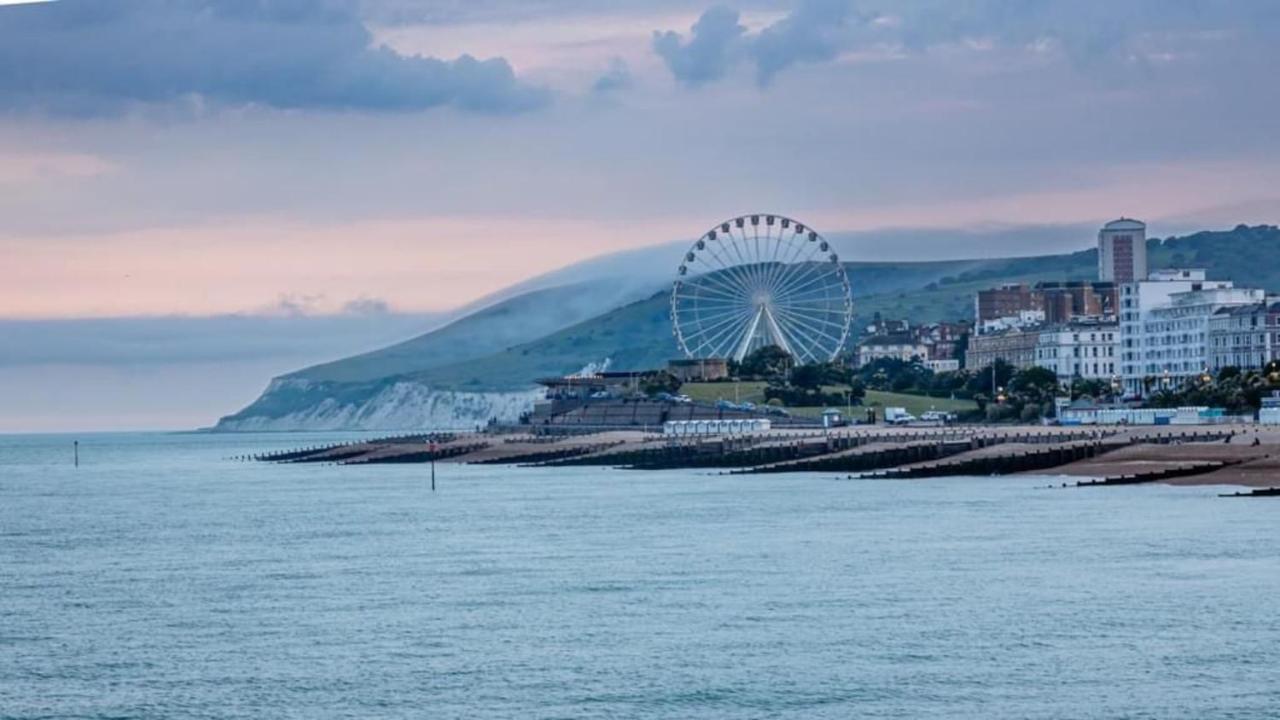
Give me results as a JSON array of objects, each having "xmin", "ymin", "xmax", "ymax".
[
  {"xmin": 679, "ymin": 382, "xmax": 978, "ymax": 419},
  {"xmin": 862, "ymin": 390, "xmax": 977, "ymax": 418}
]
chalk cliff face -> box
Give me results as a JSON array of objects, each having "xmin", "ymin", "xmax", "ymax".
[
  {"xmin": 211, "ymin": 272, "xmax": 667, "ymax": 432},
  {"xmin": 213, "ymin": 378, "xmax": 541, "ymax": 432}
]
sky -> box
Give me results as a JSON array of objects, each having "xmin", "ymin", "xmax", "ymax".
[{"xmin": 4, "ymin": 0, "xmax": 1280, "ymax": 430}]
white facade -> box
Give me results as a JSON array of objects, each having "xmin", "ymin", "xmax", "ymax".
[
  {"xmin": 1035, "ymin": 321, "xmax": 1119, "ymax": 382},
  {"xmin": 979, "ymin": 309, "xmax": 1044, "ymax": 336},
  {"xmin": 857, "ymin": 339, "xmax": 929, "ymax": 367},
  {"xmin": 1098, "ymin": 218, "xmax": 1148, "ymax": 283},
  {"xmin": 663, "ymin": 419, "xmax": 771, "ymax": 436},
  {"xmin": 1060, "ymin": 406, "xmax": 1237, "ymax": 426},
  {"xmin": 1121, "ymin": 278, "xmax": 1264, "ymax": 395},
  {"xmin": 1119, "ymin": 270, "xmax": 1223, "ymax": 396},
  {"xmin": 1208, "ymin": 302, "xmax": 1280, "ymax": 371}
]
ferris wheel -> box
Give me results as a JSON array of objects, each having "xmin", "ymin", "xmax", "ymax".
[{"xmin": 671, "ymin": 214, "xmax": 853, "ymax": 364}]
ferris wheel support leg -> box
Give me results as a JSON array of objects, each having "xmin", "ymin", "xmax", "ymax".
[
  {"xmin": 734, "ymin": 306, "xmax": 766, "ymax": 363},
  {"xmin": 761, "ymin": 305, "xmax": 795, "ymax": 358}
]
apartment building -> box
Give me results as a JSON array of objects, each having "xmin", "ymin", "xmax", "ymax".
[
  {"xmin": 1035, "ymin": 319, "xmax": 1119, "ymax": 383},
  {"xmin": 1119, "ymin": 271, "xmax": 1263, "ymax": 395},
  {"xmin": 1208, "ymin": 301, "xmax": 1280, "ymax": 371}
]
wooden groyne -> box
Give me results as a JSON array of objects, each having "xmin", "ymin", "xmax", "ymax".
[
  {"xmin": 1220, "ymin": 487, "xmax": 1280, "ymax": 498},
  {"xmin": 246, "ymin": 425, "xmax": 1278, "ymax": 491},
  {"xmin": 861, "ymin": 440, "xmax": 1117, "ymax": 479},
  {"xmin": 254, "ymin": 432, "xmax": 459, "ymax": 465},
  {"xmin": 742, "ymin": 440, "xmax": 973, "ymax": 474},
  {"xmin": 469, "ymin": 441, "xmax": 626, "ymax": 466},
  {"xmin": 342, "ymin": 443, "xmax": 487, "ymax": 465},
  {"xmin": 1074, "ymin": 460, "xmax": 1242, "ymax": 486}
]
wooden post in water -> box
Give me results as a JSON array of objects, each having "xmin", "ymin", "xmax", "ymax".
[
  {"xmin": 74, "ymin": 440, "xmax": 79, "ymax": 468},
  {"xmin": 430, "ymin": 440, "xmax": 437, "ymax": 492}
]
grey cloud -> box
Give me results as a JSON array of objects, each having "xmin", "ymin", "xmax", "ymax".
[
  {"xmin": 652, "ymin": 6, "xmax": 747, "ymax": 87},
  {"xmin": 591, "ymin": 58, "xmax": 633, "ymax": 94},
  {"xmin": 652, "ymin": 1, "xmax": 863, "ymax": 87},
  {"xmin": 656, "ymin": 0, "xmax": 1280, "ymax": 87},
  {"xmin": 0, "ymin": 0, "xmax": 549, "ymax": 115},
  {"xmin": 750, "ymin": 0, "xmax": 858, "ymax": 84},
  {"xmin": 0, "ymin": 310, "xmax": 441, "ymax": 431},
  {"xmin": 268, "ymin": 294, "xmax": 330, "ymax": 317},
  {"xmin": 362, "ymin": 0, "xmax": 710, "ymax": 26},
  {"xmin": 342, "ymin": 297, "xmax": 393, "ymax": 316},
  {"xmin": 0, "ymin": 312, "xmax": 440, "ymax": 368}
]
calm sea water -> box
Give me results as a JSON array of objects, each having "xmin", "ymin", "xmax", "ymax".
[{"xmin": 2, "ymin": 432, "xmax": 1278, "ymax": 719}]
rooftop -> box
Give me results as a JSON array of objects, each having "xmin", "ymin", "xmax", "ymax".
[
  {"xmin": 859, "ymin": 333, "xmax": 920, "ymax": 346},
  {"xmin": 1040, "ymin": 317, "xmax": 1120, "ymax": 331},
  {"xmin": 1212, "ymin": 301, "xmax": 1280, "ymax": 317},
  {"xmin": 1103, "ymin": 217, "xmax": 1146, "ymax": 231}
]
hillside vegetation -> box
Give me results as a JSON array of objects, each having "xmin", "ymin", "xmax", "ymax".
[
  {"xmin": 679, "ymin": 382, "xmax": 978, "ymax": 418},
  {"xmin": 401, "ymin": 248, "xmax": 1100, "ymax": 390},
  {"xmin": 218, "ymin": 225, "xmax": 1280, "ymax": 427},
  {"xmin": 402, "ymin": 225, "xmax": 1280, "ymax": 392}
]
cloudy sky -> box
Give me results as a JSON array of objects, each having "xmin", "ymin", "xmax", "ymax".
[{"xmin": 4, "ymin": 0, "xmax": 1280, "ymax": 430}]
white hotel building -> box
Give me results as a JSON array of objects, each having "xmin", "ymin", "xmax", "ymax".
[
  {"xmin": 1119, "ymin": 269, "xmax": 1263, "ymax": 396},
  {"xmin": 1035, "ymin": 319, "xmax": 1119, "ymax": 383}
]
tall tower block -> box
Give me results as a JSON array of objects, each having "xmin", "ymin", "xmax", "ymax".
[{"xmin": 1098, "ymin": 218, "xmax": 1147, "ymax": 283}]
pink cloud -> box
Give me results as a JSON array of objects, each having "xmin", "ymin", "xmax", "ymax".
[{"xmin": 0, "ymin": 214, "xmax": 691, "ymax": 319}]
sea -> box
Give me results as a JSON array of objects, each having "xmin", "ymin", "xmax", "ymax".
[{"xmin": 2, "ymin": 431, "xmax": 1278, "ymax": 719}]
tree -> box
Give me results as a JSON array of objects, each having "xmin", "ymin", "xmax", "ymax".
[
  {"xmin": 739, "ymin": 345, "xmax": 794, "ymax": 381},
  {"xmin": 1010, "ymin": 366, "xmax": 1061, "ymax": 407},
  {"xmin": 639, "ymin": 371, "xmax": 682, "ymax": 396},
  {"xmin": 1070, "ymin": 378, "xmax": 1111, "ymax": 402},
  {"xmin": 789, "ymin": 363, "xmax": 826, "ymax": 393},
  {"xmin": 966, "ymin": 359, "xmax": 1015, "ymax": 397},
  {"xmin": 857, "ymin": 357, "xmax": 932, "ymax": 393},
  {"xmin": 847, "ymin": 377, "xmax": 867, "ymax": 405},
  {"xmin": 1137, "ymin": 366, "xmax": 1280, "ymax": 415}
]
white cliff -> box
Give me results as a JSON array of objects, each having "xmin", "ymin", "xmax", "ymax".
[{"xmin": 214, "ymin": 378, "xmax": 541, "ymax": 432}]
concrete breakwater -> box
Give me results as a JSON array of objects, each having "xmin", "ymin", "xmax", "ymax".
[{"xmin": 252, "ymin": 425, "xmax": 1280, "ymax": 491}]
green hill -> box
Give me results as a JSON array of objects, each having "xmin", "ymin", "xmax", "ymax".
[
  {"xmin": 401, "ymin": 248, "xmax": 1101, "ymax": 391},
  {"xmin": 1150, "ymin": 224, "xmax": 1280, "ymax": 289},
  {"xmin": 403, "ymin": 225, "xmax": 1280, "ymax": 392},
  {"xmin": 216, "ymin": 224, "xmax": 1280, "ymax": 429}
]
